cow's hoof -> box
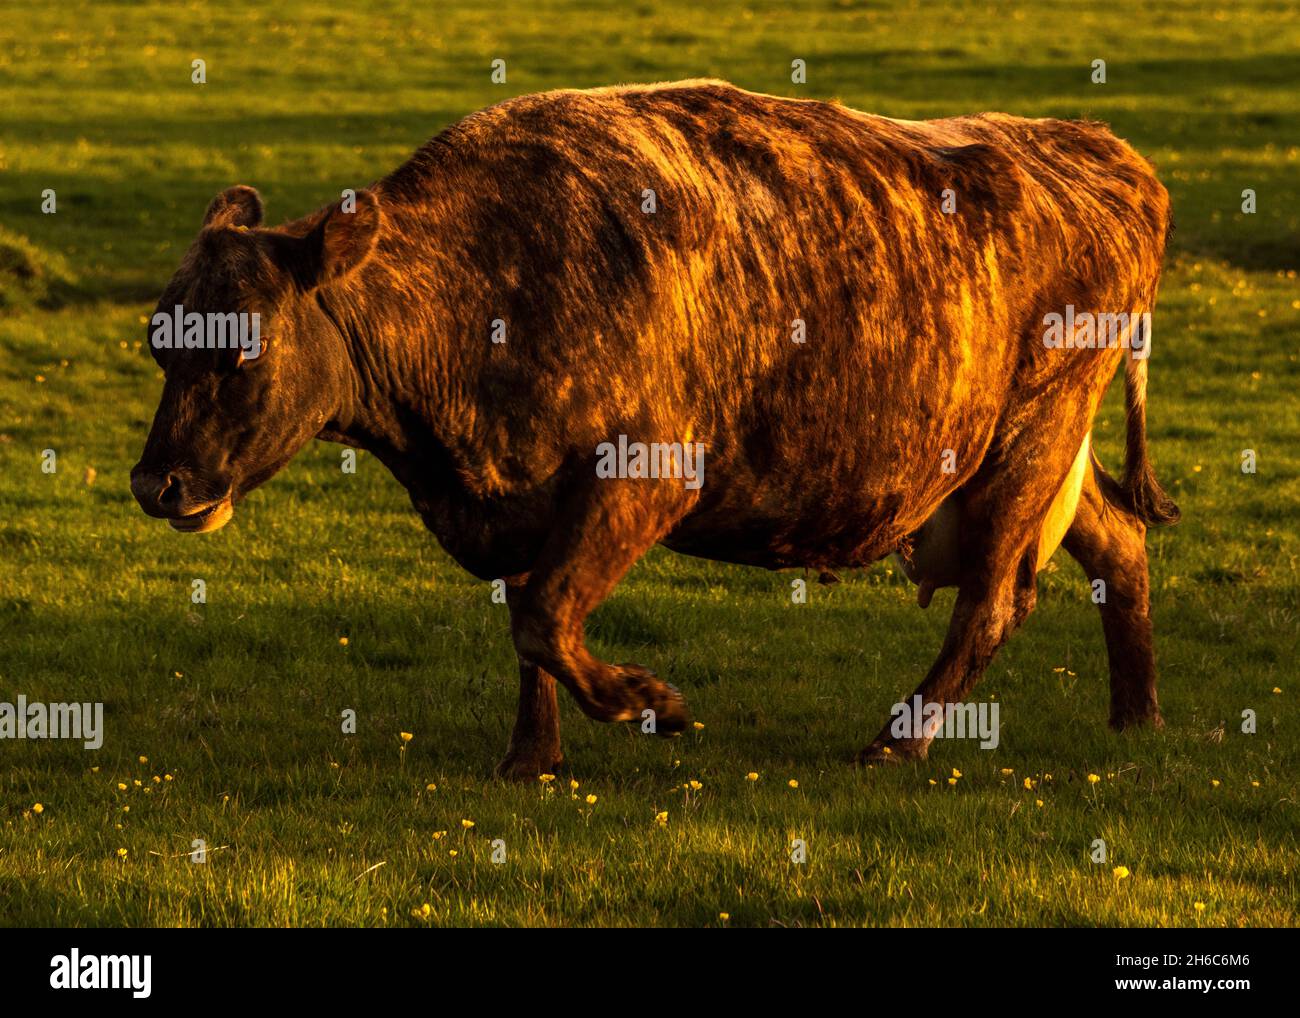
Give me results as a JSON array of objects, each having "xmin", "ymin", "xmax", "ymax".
[
  {"xmin": 495, "ymin": 749, "xmax": 564, "ymax": 782},
  {"xmin": 1109, "ymin": 709, "xmax": 1164, "ymax": 732},
  {"xmin": 615, "ymin": 664, "xmax": 690, "ymax": 736},
  {"xmin": 853, "ymin": 740, "xmax": 925, "ymax": 766},
  {"xmin": 652, "ymin": 682, "xmax": 691, "ymax": 736}
]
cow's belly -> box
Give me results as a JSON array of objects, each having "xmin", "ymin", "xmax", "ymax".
[
  {"xmin": 666, "ymin": 403, "xmax": 1011, "ymax": 571},
  {"xmin": 896, "ymin": 432, "xmax": 1091, "ymax": 605},
  {"xmin": 662, "ymin": 489, "xmax": 916, "ymax": 569},
  {"xmin": 663, "ymin": 419, "xmax": 1004, "ymax": 571}
]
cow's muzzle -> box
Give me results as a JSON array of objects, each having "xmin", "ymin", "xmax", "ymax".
[{"xmin": 130, "ymin": 466, "xmax": 235, "ymax": 533}]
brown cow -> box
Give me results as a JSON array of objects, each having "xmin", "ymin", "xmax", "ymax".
[{"xmin": 130, "ymin": 80, "xmax": 1178, "ymax": 778}]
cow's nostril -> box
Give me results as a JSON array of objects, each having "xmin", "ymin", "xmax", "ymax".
[
  {"xmin": 130, "ymin": 467, "xmax": 185, "ymax": 516},
  {"xmin": 157, "ymin": 472, "xmax": 183, "ymax": 509}
]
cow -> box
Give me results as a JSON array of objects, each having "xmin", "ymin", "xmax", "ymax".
[{"xmin": 130, "ymin": 79, "xmax": 1179, "ymax": 779}]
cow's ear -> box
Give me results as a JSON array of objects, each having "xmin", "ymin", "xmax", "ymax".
[
  {"xmin": 204, "ymin": 185, "xmax": 264, "ymax": 229},
  {"xmin": 303, "ymin": 189, "xmax": 382, "ymax": 287}
]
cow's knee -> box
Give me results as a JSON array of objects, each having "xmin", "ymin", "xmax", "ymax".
[{"xmin": 509, "ymin": 605, "xmax": 686, "ymax": 728}]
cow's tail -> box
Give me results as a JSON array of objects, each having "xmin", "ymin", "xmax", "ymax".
[{"xmin": 1093, "ymin": 322, "xmax": 1180, "ymax": 526}]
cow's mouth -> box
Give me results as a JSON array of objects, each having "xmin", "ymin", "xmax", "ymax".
[{"xmin": 168, "ymin": 495, "xmax": 235, "ymax": 533}]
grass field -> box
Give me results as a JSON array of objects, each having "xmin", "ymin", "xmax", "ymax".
[{"xmin": 0, "ymin": 0, "xmax": 1296, "ymax": 927}]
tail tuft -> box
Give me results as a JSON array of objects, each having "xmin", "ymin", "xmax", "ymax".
[{"xmin": 1124, "ymin": 456, "xmax": 1182, "ymax": 526}]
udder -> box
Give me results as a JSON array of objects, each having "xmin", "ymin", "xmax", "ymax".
[{"xmin": 895, "ymin": 433, "xmax": 1092, "ymax": 607}]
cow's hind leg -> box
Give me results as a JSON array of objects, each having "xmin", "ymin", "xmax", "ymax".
[
  {"xmin": 857, "ymin": 543, "xmax": 1038, "ymax": 763},
  {"xmin": 504, "ymin": 476, "xmax": 692, "ymax": 772},
  {"xmin": 495, "ymin": 577, "xmax": 566, "ymax": 781},
  {"xmin": 857, "ymin": 421, "xmax": 1089, "ymax": 763},
  {"xmin": 1062, "ymin": 464, "xmax": 1163, "ymax": 730}
]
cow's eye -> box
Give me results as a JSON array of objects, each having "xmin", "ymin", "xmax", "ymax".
[
  {"xmin": 230, "ymin": 341, "xmax": 260, "ymax": 371},
  {"xmin": 231, "ymin": 335, "xmax": 268, "ymax": 371}
]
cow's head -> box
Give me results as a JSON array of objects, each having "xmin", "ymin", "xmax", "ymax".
[{"xmin": 130, "ymin": 185, "xmax": 380, "ymax": 532}]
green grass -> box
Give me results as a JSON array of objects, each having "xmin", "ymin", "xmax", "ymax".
[{"xmin": 0, "ymin": 0, "xmax": 1296, "ymax": 927}]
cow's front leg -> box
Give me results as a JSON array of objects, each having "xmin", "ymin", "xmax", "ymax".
[
  {"xmin": 495, "ymin": 578, "xmax": 565, "ymax": 780},
  {"xmin": 506, "ymin": 475, "xmax": 693, "ymax": 757},
  {"xmin": 496, "ymin": 661, "xmax": 565, "ymax": 780}
]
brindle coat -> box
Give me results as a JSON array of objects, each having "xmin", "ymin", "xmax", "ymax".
[{"xmin": 131, "ymin": 80, "xmax": 1179, "ymax": 778}]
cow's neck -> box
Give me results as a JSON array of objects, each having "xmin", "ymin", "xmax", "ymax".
[{"xmin": 314, "ymin": 269, "xmax": 481, "ymax": 506}]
